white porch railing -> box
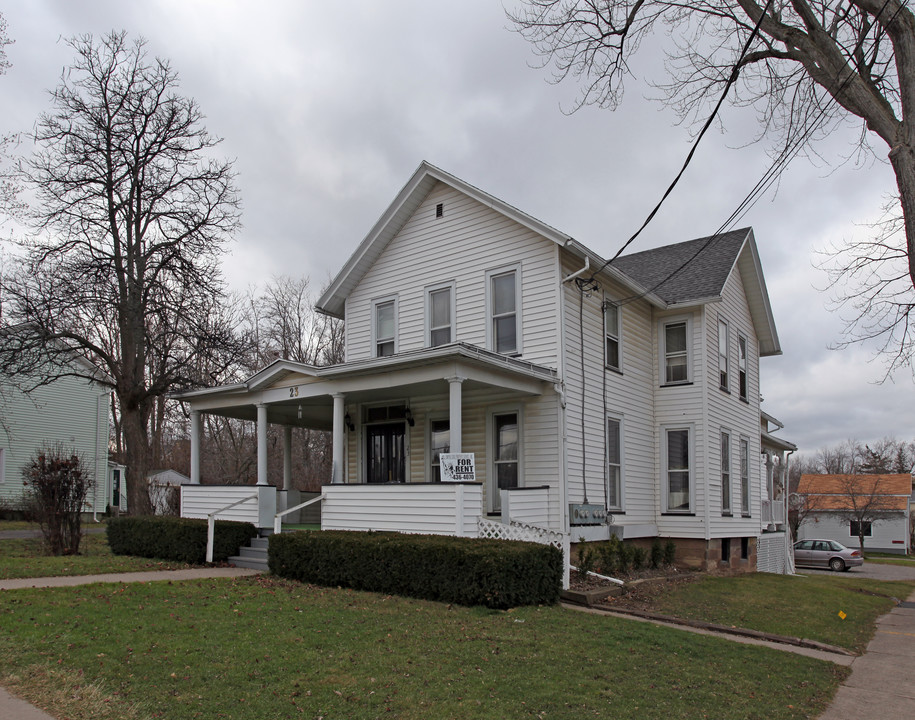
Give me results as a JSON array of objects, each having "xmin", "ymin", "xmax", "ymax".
[
  {"xmin": 761, "ymin": 499, "xmax": 786, "ymax": 526},
  {"xmin": 500, "ymin": 486, "xmax": 552, "ymax": 527},
  {"xmin": 274, "ymin": 493, "xmax": 325, "ymax": 534},
  {"xmin": 321, "ymin": 482, "xmax": 483, "ymax": 536},
  {"xmin": 205, "ymin": 493, "xmax": 256, "ymax": 563}
]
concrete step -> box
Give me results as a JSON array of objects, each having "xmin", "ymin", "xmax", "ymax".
[
  {"xmin": 228, "ymin": 536, "xmax": 270, "ymax": 571},
  {"xmin": 228, "ymin": 555, "xmax": 268, "ymax": 571}
]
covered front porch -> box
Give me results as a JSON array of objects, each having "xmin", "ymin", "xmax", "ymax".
[{"xmin": 172, "ymin": 343, "xmax": 563, "ymax": 536}]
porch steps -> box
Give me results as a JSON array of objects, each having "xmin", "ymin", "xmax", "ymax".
[{"xmin": 228, "ymin": 536, "xmax": 270, "ymax": 571}]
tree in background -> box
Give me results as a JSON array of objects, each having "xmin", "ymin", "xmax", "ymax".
[
  {"xmin": 0, "ymin": 11, "xmax": 20, "ymax": 222},
  {"xmin": 0, "ymin": 32, "xmax": 245, "ymax": 514},
  {"xmin": 511, "ymin": 1, "xmax": 915, "ymax": 374}
]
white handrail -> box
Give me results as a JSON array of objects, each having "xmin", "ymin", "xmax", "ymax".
[
  {"xmin": 206, "ymin": 493, "xmax": 257, "ymax": 563},
  {"xmin": 273, "ymin": 493, "xmax": 325, "ymax": 534}
]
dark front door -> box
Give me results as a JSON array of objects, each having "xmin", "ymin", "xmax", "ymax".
[{"xmin": 366, "ymin": 422, "xmax": 406, "ymax": 483}]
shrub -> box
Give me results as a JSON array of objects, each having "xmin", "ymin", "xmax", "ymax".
[
  {"xmin": 664, "ymin": 539, "xmax": 677, "ymax": 566},
  {"xmin": 107, "ymin": 516, "xmax": 257, "ymax": 564},
  {"xmin": 630, "ymin": 545, "xmax": 648, "ymax": 570},
  {"xmin": 597, "ymin": 534, "xmax": 622, "ymax": 575},
  {"xmin": 576, "ymin": 545, "xmax": 597, "ymax": 575},
  {"xmin": 269, "ymin": 531, "xmax": 563, "ymax": 609},
  {"xmin": 650, "ymin": 538, "xmax": 664, "ymax": 569},
  {"xmin": 22, "ymin": 446, "xmax": 92, "ymax": 555}
]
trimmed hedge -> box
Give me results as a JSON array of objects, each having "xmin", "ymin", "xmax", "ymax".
[
  {"xmin": 269, "ymin": 530, "xmax": 562, "ymax": 609},
  {"xmin": 106, "ymin": 516, "xmax": 258, "ymax": 564}
]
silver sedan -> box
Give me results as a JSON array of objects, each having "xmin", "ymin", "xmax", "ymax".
[{"xmin": 793, "ymin": 539, "xmax": 864, "ymax": 572}]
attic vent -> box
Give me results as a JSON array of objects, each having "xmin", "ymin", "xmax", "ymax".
[{"xmin": 435, "ymin": 202, "xmax": 444, "ymax": 218}]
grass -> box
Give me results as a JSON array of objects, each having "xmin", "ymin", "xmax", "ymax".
[
  {"xmin": 645, "ymin": 572, "xmax": 915, "ymax": 652},
  {"xmin": 0, "ymin": 575, "xmax": 847, "ymax": 720},
  {"xmin": 0, "ymin": 533, "xmax": 193, "ymax": 579},
  {"xmin": 865, "ymin": 553, "xmax": 915, "ymax": 566}
]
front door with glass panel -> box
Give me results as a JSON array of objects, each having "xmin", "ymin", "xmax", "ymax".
[
  {"xmin": 491, "ymin": 412, "xmax": 519, "ymax": 511},
  {"xmin": 366, "ymin": 422, "xmax": 406, "ymax": 483}
]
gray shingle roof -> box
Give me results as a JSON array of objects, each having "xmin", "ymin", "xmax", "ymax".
[{"xmin": 612, "ymin": 228, "xmax": 750, "ymax": 304}]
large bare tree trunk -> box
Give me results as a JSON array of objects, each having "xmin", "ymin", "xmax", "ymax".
[
  {"xmin": 121, "ymin": 401, "xmax": 153, "ymax": 515},
  {"xmin": 890, "ymin": 142, "xmax": 915, "ymax": 291}
]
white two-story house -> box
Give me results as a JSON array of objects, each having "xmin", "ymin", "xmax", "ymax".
[{"xmin": 175, "ymin": 162, "xmax": 793, "ymax": 576}]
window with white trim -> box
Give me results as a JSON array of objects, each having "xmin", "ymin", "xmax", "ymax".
[
  {"xmin": 721, "ymin": 431, "xmax": 731, "ymax": 514},
  {"xmin": 491, "ymin": 410, "xmax": 520, "ymax": 511},
  {"xmin": 665, "ymin": 427, "xmax": 691, "ymax": 512},
  {"xmin": 662, "ymin": 320, "xmax": 689, "ymax": 384},
  {"xmin": 605, "ymin": 299, "xmax": 621, "ymax": 371},
  {"xmin": 429, "ymin": 419, "xmax": 450, "ymax": 482},
  {"xmin": 740, "ymin": 437, "xmax": 750, "ymax": 515},
  {"xmin": 718, "ymin": 318, "xmax": 729, "ymax": 390},
  {"xmin": 426, "ymin": 284, "xmax": 454, "ymax": 347},
  {"xmin": 738, "ymin": 334, "xmax": 748, "ymax": 401},
  {"xmin": 487, "ymin": 267, "xmax": 521, "ymax": 355},
  {"xmin": 606, "ymin": 417, "xmax": 622, "ymax": 510},
  {"xmin": 372, "ymin": 297, "xmax": 397, "ymax": 357},
  {"xmin": 850, "ymin": 520, "xmax": 873, "ymax": 537}
]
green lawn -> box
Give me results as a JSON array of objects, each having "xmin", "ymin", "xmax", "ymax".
[
  {"xmin": 0, "ymin": 575, "xmax": 846, "ymax": 720},
  {"xmin": 865, "ymin": 553, "xmax": 915, "ymax": 566},
  {"xmin": 0, "ymin": 533, "xmax": 192, "ymax": 579},
  {"xmin": 645, "ymin": 572, "xmax": 915, "ymax": 652}
]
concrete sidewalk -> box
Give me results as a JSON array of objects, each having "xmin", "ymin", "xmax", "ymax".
[
  {"xmin": 0, "ymin": 566, "xmax": 261, "ymax": 591},
  {"xmin": 818, "ymin": 588, "xmax": 915, "ymax": 718}
]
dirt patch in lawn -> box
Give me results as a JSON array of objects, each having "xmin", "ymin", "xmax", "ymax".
[{"xmin": 565, "ymin": 567, "xmax": 701, "ymax": 610}]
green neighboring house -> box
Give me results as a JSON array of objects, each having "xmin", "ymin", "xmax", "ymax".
[{"xmin": 0, "ymin": 358, "xmax": 122, "ymax": 517}]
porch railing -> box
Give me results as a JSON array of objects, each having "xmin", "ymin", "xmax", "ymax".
[
  {"xmin": 761, "ymin": 499, "xmax": 786, "ymax": 526},
  {"xmin": 205, "ymin": 493, "xmax": 257, "ymax": 563},
  {"xmin": 274, "ymin": 493, "xmax": 325, "ymax": 534}
]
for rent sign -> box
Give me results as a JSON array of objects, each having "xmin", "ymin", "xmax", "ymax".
[{"xmin": 439, "ymin": 453, "xmax": 475, "ymax": 482}]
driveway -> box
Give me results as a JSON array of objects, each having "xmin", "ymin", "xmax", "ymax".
[{"xmin": 795, "ymin": 561, "xmax": 915, "ymax": 581}]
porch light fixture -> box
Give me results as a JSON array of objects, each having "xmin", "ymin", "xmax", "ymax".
[
  {"xmin": 297, "ymin": 404, "xmax": 302, "ymax": 420},
  {"xmin": 404, "ymin": 408, "xmax": 415, "ymax": 427},
  {"xmin": 344, "ymin": 413, "xmax": 355, "ymax": 432}
]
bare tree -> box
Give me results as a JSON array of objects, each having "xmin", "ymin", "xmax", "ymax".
[
  {"xmin": 510, "ymin": 1, "xmax": 915, "ymax": 373},
  {"xmin": 0, "ymin": 11, "xmax": 23, "ymax": 223},
  {"xmin": 829, "ymin": 474, "xmax": 902, "ymax": 551},
  {"xmin": 0, "ymin": 32, "xmax": 245, "ymax": 514}
]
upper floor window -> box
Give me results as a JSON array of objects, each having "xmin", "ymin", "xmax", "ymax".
[
  {"xmin": 372, "ymin": 297, "xmax": 397, "ymax": 357},
  {"xmin": 487, "ymin": 266, "xmax": 521, "ymax": 355},
  {"xmin": 662, "ymin": 320, "xmax": 689, "ymax": 384},
  {"xmin": 718, "ymin": 318, "xmax": 729, "ymax": 391},
  {"xmin": 605, "ymin": 300, "xmax": 621, "ymax": 371},
  {"xmin": 665, "ymin": 427, "xmax": 691, "ymax": 512},
  {"xmin": 607, "ymin": 417, "xmax": 623, "ymax": 510},
  {"xmin": 738, "ymin": 334, "xmax": 748, "ymax": 401},
  {"xmin": 426, "ymin": 283, "xmax": 454, "ymax": 347}
]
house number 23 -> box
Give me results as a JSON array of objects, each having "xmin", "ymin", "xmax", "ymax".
[{"xmin": 289, "ymin": 386, "xmax": 299, "ymax": 398}]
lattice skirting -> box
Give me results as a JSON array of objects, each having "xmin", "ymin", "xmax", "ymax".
[{"xmin": 757, "ymin": 532, "xmax": 790, "ymax": 574}]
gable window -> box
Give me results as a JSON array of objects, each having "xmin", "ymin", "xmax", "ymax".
[
  {"xmin": 738, "ymin": 334, "xmax": 748, "ymax": 401},
  {"xmin": 606, "ymin": 417, "xmax": 622, "ymax": 510},
  {"xmin": 429, "ymin": 419, "xmax": 450, "ymax": 481},
  {"xmin": 663, "ymin": 320, "xmax": 689, "ymax": 384},
  {"xmin": 664, "ymin": 427, "xmax": 691, "ymax": 512},
  {"xmin": 373, "ymin": 297, "xmax": 397, "ymax": 357},
  {"xmin": 487, "ymin": 267, "xmax": 521, "ymax": 355},
  {"xmin": 426, "ymin": 284, "xmax": 454, "ymax": 347},
  {"xmin": 740, "ymin": 438, "xmax": 750, "ymax": 515},
  {"xmin": 491, "ymin": 411, "xmax": 519, "ymax": 511},
  {"xmin": 604, "ymin": 300, "xmax": 621, "ymax": 371},
  {"xmin": 718, "ymin": 318, "xmax": 729, "ymax": 391},
  {"xmin": 850, "ymin": 521, "xmax": 873, "ymax": 538},
  {"xmin": 721, "ymin": 431, "xmax": 731, "ymax": 514}
]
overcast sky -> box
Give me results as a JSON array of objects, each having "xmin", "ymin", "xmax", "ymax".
[{"xmin": 1, "ymin": 1, "xmax": 913, "ymax": 455}]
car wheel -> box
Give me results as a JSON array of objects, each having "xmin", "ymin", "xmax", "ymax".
[{"xmin": 829, "ymin": 557, "xmax": 845, "ymax": 572}]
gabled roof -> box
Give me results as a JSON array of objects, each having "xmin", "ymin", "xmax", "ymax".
[
  {"xmin": 315, "ymin": 163, "xmax": 781, "ymax": 355},
  {"xmin": 798, "ymin": 474, "xmax": 913, "ymax": 511},
  {"xmin": 613, "ymin": 228, "xmax": 780, "ymax": 355}
]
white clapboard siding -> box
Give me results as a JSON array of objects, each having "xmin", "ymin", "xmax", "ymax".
[
  {"xmin": 345, "ymin": 182, "xmax": 562, "ymax": 369},
  {"xmin": 560, "ymin": 251, "xmax": 659, "ymax": 530},
  {"xmin": 322, "ymin": 483, "xmax": 483, "ymax": 536},
  {"xmin": 0, "ymin": 372, "xmax": 110, "ymax": 514},
  {"xmin": 502, "ymin": 486, "xmax": 551, "ymax": 527},
  {"xmin": 798, "ymin": 512, "xmax": 909, "ymax": 552},
  {"xmin": 180, "ymin": 485, "xmax": 260, "ymax": 524},
  {"xmin": 704, "ymin": 267, "xmax": 766, "ymax": 538}
]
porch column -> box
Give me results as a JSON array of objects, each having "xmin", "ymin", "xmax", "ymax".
[
  {"xmin": 256, "ymin": 403, "xmax": 268, "ymax": 486},
  {"xmin": 189, "ymin": 410, "xmax": 201, "ymax": 485},
  {"xmin": 332, "ymin": 393, "xmax": 345, "ymax": 484},
  {"xmin": 283, "ymin": 425, "xmax": 293, "ymax": 491},
  {"xmin": 447, "ymin": 376, "xmax": 464, "ymax": 453}
]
